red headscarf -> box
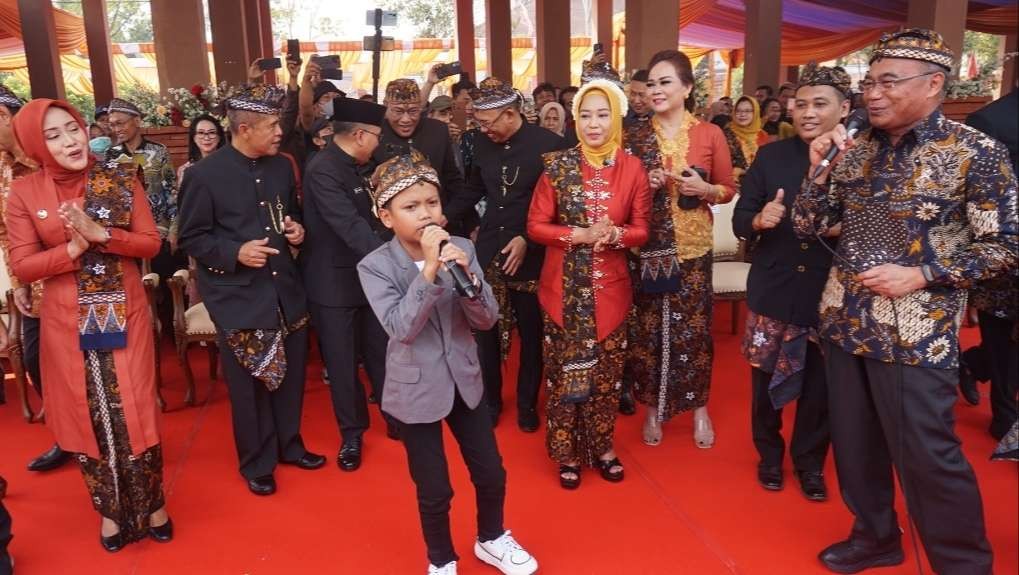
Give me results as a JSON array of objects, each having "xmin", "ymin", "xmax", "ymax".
[{"xmin": 12, "ymin": 99, "xmax": 92, "ymax": 193}]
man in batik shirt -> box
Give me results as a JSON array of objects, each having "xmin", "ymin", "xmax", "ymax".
[{"xmin": 794, "ymin": 29, "xmax": 1016, "ymax": 575}]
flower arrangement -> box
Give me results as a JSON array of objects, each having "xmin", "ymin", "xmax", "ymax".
[
  {"xmin": 118, "ymin": 82, "xmax": 171, "ymax": 127},
  {"xmin": 165, "ymin": 82, "xmax": 231, "ymax": 126}
]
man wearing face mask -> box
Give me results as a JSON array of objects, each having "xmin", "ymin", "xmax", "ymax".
[
  {"xmin": 301, "ymin": 98, "xmax": 398, "ymax": 472},
  {"xmin": 442, "ymin": 77, "xmax": 567, "ymax": 432},
  {"xmin": 372, "ymin": 79, "xmax": 476, "ymax": 236}
]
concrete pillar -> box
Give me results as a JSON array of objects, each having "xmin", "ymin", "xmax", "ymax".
[
  {"xmin": 152, "ymin": 0, "xmax": 211, "ymax": 93},
  {"xmin": 907, "ymin": 0, "xmax": 966, "ymax": 76},
  {"xmin": 17, "ymin": 0, "xmax": 65, "ymax": 99},
  {"xmin": 536, "ymin": 0, "xmax": 570, "ymax": 86},
  {"xmin": 485, "ymin": 0, "xmax": 512, "ymax": 81},
  {"xmin": 455, "ymin": 0, "xmax": 477, "ymax": 79},
  {"xmin": 743, "ymin": 0, "xmax": 782, "ymax": 98},
  {"xmin": 82, "ymin": 0, "xmax": 116, "ymax": 105},
  {"xmin": 624, "ymin": 0, "xmax": 678, "ymax": 76}
]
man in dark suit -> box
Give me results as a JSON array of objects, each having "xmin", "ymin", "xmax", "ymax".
[
  {"xmin": 443, "ymin": 77, "xmax": 567, "ymax": 432},
  {"xmin": 372, "ymin": 78, "xmax": 478, "ymax": 236},
  {"xmin": 302, "ymin": 97, "xmax": 396, "ymax": 472},
  {"xmin": 179, "ymin": 85, "xmax": 325, "ymax": 496}
]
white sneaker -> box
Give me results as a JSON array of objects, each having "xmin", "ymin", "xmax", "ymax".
[
  {"xmin": 474, "ymin": 530, "xmax": 538, "ymax": 575},
  {"xmin": 428, "ymin": 560, "xmax": 457, "ymax": 574}
]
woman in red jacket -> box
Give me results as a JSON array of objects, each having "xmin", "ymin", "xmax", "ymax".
[
  {"xmin": 6, "ymin": 99, "xmax": 171, "ymax": 551},
  {"xmin": 527, "ymin": 61, "xmax": 651, "ymax": 490}
]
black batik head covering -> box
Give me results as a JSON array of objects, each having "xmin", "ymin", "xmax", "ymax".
[
  {"xmin": 797, "ymin": 62, "xmax": 854, "ymax": 99},
  {"xmin": 223, "ymin": 84, "xmax": 287, "ymax": 115},
  {"xmin": 871, "ymin": 28, "xmax": 955, "ymax": 71}
]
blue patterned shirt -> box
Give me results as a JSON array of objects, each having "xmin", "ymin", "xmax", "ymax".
[{"xmin": 793, "ymin": 110, "xmax": 1018, "ymax": 368}]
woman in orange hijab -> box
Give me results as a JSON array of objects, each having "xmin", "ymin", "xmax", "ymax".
[
  {"xmin": 528, "ymin": 61, "xmax": 651, "ymax": 489},
  {"xmin": 5, "ymin": 99, "xmax": 172, "ymax": 551}
]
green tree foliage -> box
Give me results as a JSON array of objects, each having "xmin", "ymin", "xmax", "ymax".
[
  {"xmin": 381, "ymin": 0, "xmax": 455, "ymax": 39},
  {"xmin": 52, "ymin": 0, "xmax": 154, "ymax": 43}
]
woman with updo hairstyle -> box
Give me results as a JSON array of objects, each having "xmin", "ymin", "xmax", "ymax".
[{"xmin": 623, "ymin": 49, "xmax": 736, "ymax": 449}]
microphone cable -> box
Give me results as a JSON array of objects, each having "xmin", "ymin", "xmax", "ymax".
[{"xmin": 803, "ymin": 177, "xmax": 925, "ymax": 575}]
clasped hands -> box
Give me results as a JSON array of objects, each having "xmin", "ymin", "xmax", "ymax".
[
  {"xmin": 60, "ymin": 201, "xmax": 108, "ymax": 260},
  {"xmin": 573, "ymin": 215, "xmax": 619, "ymax": 252}
]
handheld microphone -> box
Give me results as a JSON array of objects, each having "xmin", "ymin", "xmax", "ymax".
[
  {"xmin": 811, "ymin": 108, "xmax": 869, "ymax": 179},
  {"xmin": 426, "ymin": 223, "xmax": 479, "ymax": 299}
]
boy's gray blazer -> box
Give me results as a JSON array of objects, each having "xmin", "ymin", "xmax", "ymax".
[{"xmin": 357, "ymin": 236, "xmax": 499, "ymax": 424}]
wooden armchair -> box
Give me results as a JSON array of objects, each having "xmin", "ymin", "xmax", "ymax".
[
  {"xmin": 2, "ymin": 289, "xmax": 41, "ymax": 422},
  {"xmin": 712, "ymin": 198, "xmax": 751, "ymax": 335},
  {"xmin": 141, "ymin": 272, "xmax": 166, "ymax": 411},
  {"xmin": 167, "ymin": 269, "xmax": 218, "ymax": 406}
]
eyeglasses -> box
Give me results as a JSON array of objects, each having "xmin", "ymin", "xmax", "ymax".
[
  {"xmin": 360, "ymin": 128, "xmax": 381, "ymax": 139},
  {"xmin": 195, "ymin": 130, "xmax": 219, "ymax": 138},
  {"xmin": 859, "ymin": 71, "xmax": 939, "ymax": 93},
  {"xmin": 475, "ymin": 108, "xmax": 509, "ymax": 130}
]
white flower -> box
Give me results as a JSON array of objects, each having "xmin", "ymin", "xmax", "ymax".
[
  {"xmin": 925, "ymin": 336, "xmax": 951, "ymax": 364},
  {"xmin": 92, "ymin": 263, "xmax": 106, "ymax": 275},
  {"xmin": 671, "ymin": 312, "xmax": 683, "ymax": 321},
  {"xmin": 685, "ymin": 392, "xmax": 696, "ymax": 400},
  {"xmin": 679, "ymin": 354, "xmax": 688, "ymax": 362},
  {"xmin": 96, "ymin": 206, "xmax": 111, "ymax": 220},
  {"xmin": 752, "ymin": 330, "xmax": 767, "ymax": 347},
  {"xmin": 916, "ymin": 202, "xmax": 940, "ymax": 221}
]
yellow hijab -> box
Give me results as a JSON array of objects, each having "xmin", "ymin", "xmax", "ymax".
[
  {"xmin": 728, "ymin": 95, "xmax": 763, "ymax": 145},
  {"xmin": 574, "ymin": 86, "xmax": 623, "ymax": 168}
]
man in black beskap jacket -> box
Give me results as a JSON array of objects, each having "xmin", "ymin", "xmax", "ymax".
[
  {"xmin": 732, "ymin": 64, "xmax": 852, "ymax": 502},
  {"xmin": 372, "ymin": 78, "xmax": 479, "ymax": 236},
  {"xmin": 301, "ymin": 98, "xmax": 398, "ymax": 473},
  {"xmin": 178, "ymin": 85, "xmax": 325, "ymax": 497},
  {"xmin": 442, "ymin": 77, "xmax": 567, "ymax": 432}
]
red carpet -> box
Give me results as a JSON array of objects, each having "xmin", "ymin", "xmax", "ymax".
[{"xmin": 1, "ymin": 307, "xmax": 1016, "ymax": 574}]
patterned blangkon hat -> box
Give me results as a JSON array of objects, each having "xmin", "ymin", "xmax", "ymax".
[
  {"xmin": 871, "ymin": 28, "xmax": 955, "ymax": 71},
  {"xmin": 0, "ymin": 83, "xmax": 23, "ymax": 111},
  {"xmin": 385, "ymin": 79, "xmax": 422, "ymax": 104},
  {"xmin": 470, "ymin": 77, "xmax": 520, "ymax": 111},
  {"xmin": 106, "ymin": 97, "xmax": 142, "ymax": 117},
  {"xmin": 574, "ymin": 59, "xmax": 629, "ymax": 118},
  {"xmin": 224, "ymin": 84, "xmax": 286, "ymax": 115},
  {"xmin": 370, "ymin": 149, "xmax": 440, "ymax": 216},
  {"xmin": 797, "ymin": 62, "xmax": 853, "ymax": 99}
]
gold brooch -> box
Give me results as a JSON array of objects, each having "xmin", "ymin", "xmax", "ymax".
[{"xmin": 36, "ymin": 209, "xmax": 48, "ymax": 219}]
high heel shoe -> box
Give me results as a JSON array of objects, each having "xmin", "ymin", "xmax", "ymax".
[
  {"xmin": 693, "ymin": 412, "xmax": 715, "ymax": 449},
  {"xmin": 642, "ymin": 414, "xmax": 662, "ymax": 446},
  {"xmin": 148, "ymin": 517, "xmax": 174, "ymax": 543},
  {"xmin": 100, "ymin": 530, "xmax": 124, "ymax": 553}
]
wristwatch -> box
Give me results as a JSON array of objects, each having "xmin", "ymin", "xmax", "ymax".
[{"xmin": 920, "ymin": 264, "xmax": 935, "ymax": 284}]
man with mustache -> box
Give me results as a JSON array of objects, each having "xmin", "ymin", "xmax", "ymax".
[{"xmin": 179, "ymin": 85, "xmax": 325, "ymax": 496}]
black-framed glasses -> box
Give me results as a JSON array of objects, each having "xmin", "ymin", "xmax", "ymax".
[
  {"xmin": 858, "ymin": 71, "xmax": 939, "ymax": 93},
  {"xmin": 475, "ymin": 108, "xmax": 509, "ymax": 130},
  {"xmin": 360, "ymin": 128, "xmax": 381, "ymax": 139}
]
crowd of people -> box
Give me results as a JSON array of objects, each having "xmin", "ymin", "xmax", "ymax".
[{"xmin": 0, "ymin": 26, "xmax": 1016, "ymax": 575}]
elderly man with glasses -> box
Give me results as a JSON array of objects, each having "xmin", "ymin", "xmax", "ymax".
[
  {"xmin": 442, "ymin": 77, "xmax": 568, "ymax": 432},
  {"xmin": 793, "ymin": 29, "xmax": 1016, "ymax": 575}
]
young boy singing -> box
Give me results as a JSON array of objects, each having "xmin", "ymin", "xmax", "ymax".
[{"xmin": 357, "ymin": 152, "xmax": 538, "ymax": 575}]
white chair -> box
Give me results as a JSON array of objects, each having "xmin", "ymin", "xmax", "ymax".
[{"xmin": 711, "ymin": 197, "xmax": 751, "ymax": 334}]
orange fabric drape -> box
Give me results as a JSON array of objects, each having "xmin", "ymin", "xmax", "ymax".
[
  {"xmin": 966, "ymin": 5, "xmax": 1019, "ymax": 36},
  {"xmin": 0, "ymin": 0, "xmax": 86, "ymax": 52}
]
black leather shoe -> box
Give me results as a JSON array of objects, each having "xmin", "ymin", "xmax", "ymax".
[
  {"xmin": 27, "ymin": 444, "xmax": 71, "ymax": 472},
  {"xmin": 338, "ymin": 437, "xmax": 363, "ymax": 472},
  {"xmin": 100, "ymin": 531, "xmax": 124, "ymax": 553},
  {"xmin": 247, "ymin": 475, "xmax": 277, "ymax": 496},
  {"xmin": 148, "ymin": 517, "xmax": 174, "ymax": 543},
  {"xmin": 757, "ymin": 465, "xmax": 783, "ymax": 491},
  {"xmin": 796, "ymin": 470, "xmax": 828, "ymax": 501},
  {"xmin": 517, "ymin": 408, "xmax": 539, "ymax": 433},
  {"xmin": 958, "ymin": 365, "xmax": 980, "ymax": 406},
  {"xmin": 282, "ymin": 452, "xmax": 326, "ymax": 470},
  {"xmin": 818, "ymin": 539, "xmax": 904, "ymax": 574},
  {"xmin": 618, "ymin": 390, "xmax": 636, "ymax": 416}
]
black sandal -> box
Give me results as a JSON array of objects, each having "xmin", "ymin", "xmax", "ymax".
[
  {"xmin": 596, "ymin": 457, "xmax": 624, "ymax": 482},
  {"xmin": 558, "ymin": 464, "xmax": 581, "ymax": 490}
]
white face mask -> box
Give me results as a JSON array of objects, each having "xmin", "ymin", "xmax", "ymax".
[{"xmin": 320, "ymin": 98, "xmax": 334, "ymax": 119}]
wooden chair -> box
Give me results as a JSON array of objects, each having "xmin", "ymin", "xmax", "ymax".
[
  {"xmin": 711, "ymin": 198, "xmax": 751, "ymax": 334},
  {"xmin": 1, "ymin": 289, "xmax": 41, "ymax": 423},
  {"xmin": 141, "ymin": 272, "xmax": 166, "ymax": 411},
  {"xmin": 167, "ymin": 269, "xmax": 218, "ymax": 406}
]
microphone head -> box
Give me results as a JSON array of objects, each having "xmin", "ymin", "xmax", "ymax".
[{"xmin": 845, "ymin": 108, "xmax": 869, "ymax": 132}]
